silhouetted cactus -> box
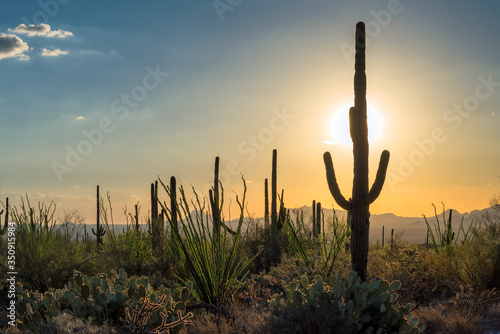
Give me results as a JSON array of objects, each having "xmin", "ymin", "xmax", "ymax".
[
  {"xmin": 316, "ymin": 201, "xmax": 322, "ymax": 236},
  {"xmin": 442, "ymin": 209, "xmax": 455, "ymax": 247},
  {"xmin": 170, "ymin": 176, "xmax": 178, "ymax": 237},
  {"xmin": 264, "ymin": 178, "xmax": 269, "ymax": 231},
  {"xmin": 277, "ymin": 189, "xmax": 287, "ymax": 231},
  {"xmin": 270, "ymin": 149, "xmax": 281, "ymax": 262},
  {"xmin": 1, "ymin": 197, "xmax": 9, "ymax": 234},
  {"xmin": 312, "ymin": 200, "xmax": 316, "ymax": 238},
  {"xmin": 92, "ymin": 185, "xmax": 105, "ymax": 245},
  {"xmin": 150, "ymin": 181, "xmax": 162, "ymax": 251},
  {"xmin": 134, "ymin": 204, "xmax": 140, "ymax": 232},
  {"xmin": 382, "ymin": 225, "xmax": 385, "ymax": 247},
  {"xmin": 209, "ymin": 157, "xmax": 221, "ymax": 240},
  {"xmin": 323, "ymin": 22, "xmax": 390, "ymax": 281}
]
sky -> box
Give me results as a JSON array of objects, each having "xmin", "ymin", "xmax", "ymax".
[{"xmin": 0, "ymin": 0, "xmax": 499, "ymax": 224}]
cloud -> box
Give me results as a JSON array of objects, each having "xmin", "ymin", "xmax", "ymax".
[
  {"xmin": 75, "ymin": 116, "xmax": 85, "ymax": 120},
  {"xmin": 41, "ymin": 48, "xmax": 69, "ymax": 56},
  {"xmin": 0, "ymin": 33, "xmax": 29, "ymax": 60},
  {"xmin": 8, "ymin": 23, "xmax": 73, "ymax": 38}
]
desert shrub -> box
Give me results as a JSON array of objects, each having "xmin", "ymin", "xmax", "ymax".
[{"xmin": 5, "ymin": 197, "xmax": 103, "ymax": 292}]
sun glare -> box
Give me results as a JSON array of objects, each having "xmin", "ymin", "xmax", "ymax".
[{"xmin": 324, "ymin": 103, "xmax": 383, "ymax": 145}]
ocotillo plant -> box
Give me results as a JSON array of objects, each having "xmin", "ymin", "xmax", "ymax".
[
  {"xmin": 92, "ymin": 185, "xmax": 105, "ymax": 245},
  {"xmin": 323, "ymin": 22, "xmax": 390, "ymax": 281}
]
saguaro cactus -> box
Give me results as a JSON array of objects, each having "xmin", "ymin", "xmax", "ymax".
[
  {"xmin": 92, "ymin": 185, "xmax": 105, "ymax": 245},
  {"xmin": 134, "ymin": 204, "xmax": 140, "ymax": 232},
  {"xmin": 150, "ymin": 181, "xmax": 162, "ymax": 251},
  {"xmin": 316, "ymin": 202, "xmax": 322, "ymax": 236},
  {"xmin": 170, "ymin": 176, "xmax": 178, "ymax": 236},
  {"xmin": 209, "ymin": 157, "xmax": 221, "ymax": 240},
  {"xmin": 270, "ymin": 149, "xmax": 280, "ymax": 262},
  {"xmin": 312, "ymin": 200, "xmax": 316, "ymax": 238},
  {"xmin": 323, "ymin": 22, "xmax": 390, "ymax": 281},
  {"xmin": 264, "ymin": 178, "xmax": 269, "ymax": 231},
  {"xmin": 1, "ymin": 197, "xmax": 9, "ymax": 231}
]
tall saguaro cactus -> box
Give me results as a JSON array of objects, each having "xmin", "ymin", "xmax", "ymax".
[
  {"xmin": 92, "ymin": 185, "xmax": 105, "ymax": 245},
  {"xmin": 170, "ymin": 176, "xmax": 178, "ymax": 236},
  {"xmin": 264, "ymin": 178, "xmax": 269, "ymax": 231},
  {"xmin": 323, "ymin": 22, "xmax": 390, "ymax": 281},
  {"xmin": 150, "ymin": 180, "xmax": 162, "ymax": 252},
  {"xmin": 270, "ymin": 149, "xmax": 280, "ymax": 262}
]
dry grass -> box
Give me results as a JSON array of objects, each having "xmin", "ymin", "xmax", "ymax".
[
  {"xmin": 1, "ymin": 313, "xmax": 119, "ymax": 334},
  {"xmin": 416, "ymin": 304, "xmax": 483, "ymax": 334}
]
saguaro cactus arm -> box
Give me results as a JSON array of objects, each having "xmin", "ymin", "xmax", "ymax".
[
  {"xmin": 366, "ymin": 150, "xmax": 390, "ymax": 204},
  {"xmin": 323, "ymin": 152, "xmax": 351, "ymax": 210}
]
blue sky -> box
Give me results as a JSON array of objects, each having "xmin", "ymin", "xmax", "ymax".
[{"xmin": 1, "ymin": 0, "xmax": 499, "ymax": 222}]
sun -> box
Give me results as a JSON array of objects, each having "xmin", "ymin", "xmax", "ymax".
[{"xmin": 324, "ymin": 103, "xmax": 383, "ymax": 145}]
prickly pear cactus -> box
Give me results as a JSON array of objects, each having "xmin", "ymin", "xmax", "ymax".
[
  {"xmin": 15, "ymin": 269, "xmax": 193, "ymax": 332},
  {"xmin": 268, "ymin": 272, "xmax": 424, "ymax": 333}
]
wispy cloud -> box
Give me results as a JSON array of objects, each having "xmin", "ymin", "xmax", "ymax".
[
  {"xmin": 41, "ymin": 48, "xmax": 69, "ymax": 57},
  {"xmin": 0, "ymin": 33, "xmax": 29, "ymax": 60},
  {"xmin": 8, "ymin": 23, "xmax": 73, "ymax": 38},
  {"xmin": 75, "ymin": 116, "xmax": 85, "ymax": 120}
]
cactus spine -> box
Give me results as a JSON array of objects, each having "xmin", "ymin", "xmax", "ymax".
[
  {"xmin": 92, "ymin": 185, "xmax": 105, "ymax": 245},
  {"xmin": 323, "ymin": 22, "xmax": 390, "ymax": 281}
]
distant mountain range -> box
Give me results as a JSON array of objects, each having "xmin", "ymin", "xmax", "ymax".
[{"xmin": 64, "ymin": 205, "xmax": 496, "ymax": 244}]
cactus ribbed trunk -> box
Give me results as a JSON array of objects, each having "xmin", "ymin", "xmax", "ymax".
[
  {"xmin": 382, "ymin": 225, "xmax": 385, "ymax": 247},
  {"xmin": 270, "ymin": 149, "xmax": 280, "ymax": 262},
  {"xmin": 312, "ymin": 200, "xmax": 316, "ymax": 238},
  {"xmin": 151, "ymin": 181, "xmax": 161, "ymax": 251},
  {"xmin": 316, "ymin": 202, "xmax": 322, "ymax": 236},
  {"xmin": 134, "ymin": 204, "xmax": 139, "ymax": 232},
  {"xmin": 264, "ymin": 178, "xmax": 269, "ymax": 231},
  {"xmin": 323, "ymin": 22, "xmax": 390, "ymax": 281},
  {"xmin": 92, "ymin": 185, "xmax": 105, "ymax": 245},
  {"xmin": 350, "ymin": 21, "xmax": 371, "ymax": 281},
  {"xmin": 170, "ymin": 176, "xmax": 178, "ymax": 238},
  {"xmin": 209, "ymin": 157, "xmax": 221, "ymax": 244}
]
